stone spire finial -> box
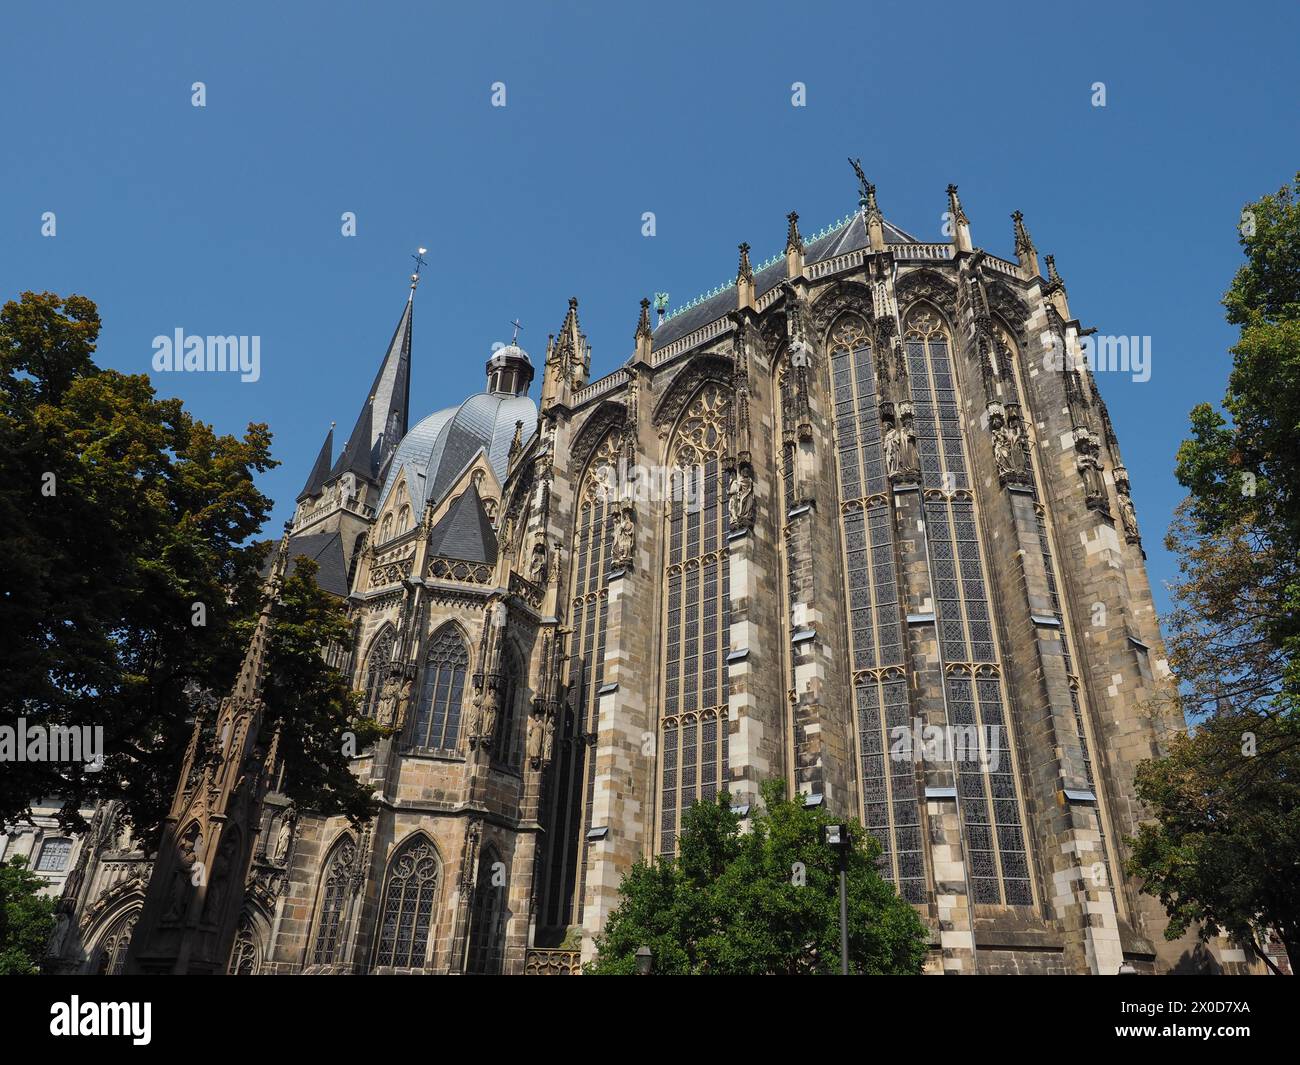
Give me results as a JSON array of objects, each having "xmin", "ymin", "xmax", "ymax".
[
  {"xmin": 946, "ymin": 184, "xmax": 972, "ymax": 254},
  {"xmin": 785, "ymin": 211, "xmax": 803, "ymax": 254},
  {"xmin": 785, "ymin": 212, "xmax": 805, "ymax": 277},
  {"xmin": 737, "ymin": 242, "xmax": 755, "ymax": 310},
  {"xmin": 737, "ymin": 242, "xmax": 753, "ymax": 282},
  {"xmin": 1012, "ymin": 210, "xmax": 1040, "ymax": 280},
  {"xmin": 1045, "ymin": 254, "xmax": 1062, "ymax": 286},
  {"xmin": 634, "ymin": 297, "xmax": 653, "ymax": 362}
]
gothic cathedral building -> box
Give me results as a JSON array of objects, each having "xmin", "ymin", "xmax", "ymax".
[{"xmin": 48, "ymin": 176, "xmax": 1227, "ymax": 976}]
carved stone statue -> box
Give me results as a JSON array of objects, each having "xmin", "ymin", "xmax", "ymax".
[
  {"xmin": 527, "ymin": 713, "xmax": 545, "ymax": 763},
  {"xmin": 613, "ymin": 506, "xmax": 635, "ymax": 566},
  {"xmin": 1118, "ymin": 491, "xmax": 1139, "ymax": 540},
  {"xmin": 990, "ymin": 410, "xmax": 1023, "ymax": 477},
  {"xmin": 273, "ymin": 807, "xmax": 297, "ymax": 863},
  {"xmin": 728, "ymin": 467, "xmax": 755, "ymax": 529},
  {"xmin": 882, "ymin": 421, "xmax": 902, "ymax": 476},
  {"xmin": 480, "ymin": 686, "xmax": 500, "ymax": 746},
  {"xmin": 376, "ymin": 674, "xmax": 403, "ymax": 728},
  {"xmin": 543, "ymin": 712, "xmax": 555, "ymax": 762},
  {"xmin": 529, "ymin": 538, "xmax": 547, "ymax": 583}
]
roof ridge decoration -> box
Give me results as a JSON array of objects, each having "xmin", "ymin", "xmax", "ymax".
[{"xmin": 660, "ymin": 210, "xmax": 859, "ymax": 323}]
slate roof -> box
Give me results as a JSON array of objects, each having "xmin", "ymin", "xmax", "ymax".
[
  {"xmin": 376, "ymin": 391, "xmax": 536, "ymax": 517},
  {"xmin": 264, "ymin": 530, "xmax": 351, "ymax": 597},
  {"xmin": 426, "ymin": 481, "xmax": 498, "ymax": 565},
  {"xmin": 652, "ymin": 212, "xmax": 920, "ymax": 351}
]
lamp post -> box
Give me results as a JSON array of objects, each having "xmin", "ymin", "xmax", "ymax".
[
  {"xmin": 821, "ymin": 823, "xmax": 851, "ymax": 974},
  {"xmin": 635, "ymin": 945, "xmax": 654, "ymax": 975}
]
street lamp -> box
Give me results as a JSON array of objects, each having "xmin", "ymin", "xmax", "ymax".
[
  {"xmin": 821, "ymin": 823, "xmax": 852, "ymax": 975},
  {"xmin": 635, "ymin": 945, "xmax": 654, "ymax": 975}
]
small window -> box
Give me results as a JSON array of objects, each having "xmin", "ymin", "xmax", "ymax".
[{"xmin": 36, "ymin": 837, "xmax": 73, "ymax": 872}]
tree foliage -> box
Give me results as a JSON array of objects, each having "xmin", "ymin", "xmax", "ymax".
[
  {"xmin": 1128, "ymin": 175, "xmax": 1300, "ymax": 973},
  {"xmin": 0, "ymin": 856, "xmax": 57, "ymax": 975},
  {"xmin": 0, "ymin": 291, "xmax": 375, "ymax": 844},
  {"xmin": 587, "ymin": 781, "xmax": 929, "ymax": 975}
]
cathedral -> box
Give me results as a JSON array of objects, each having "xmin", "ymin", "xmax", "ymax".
[{"xmin": 41, "ymin": 172, "xmax": 1249, "ymax": 976}]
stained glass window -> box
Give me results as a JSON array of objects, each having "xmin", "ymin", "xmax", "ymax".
[
  {"xmin": 410, "ymin": 625, "xmax": 468, "ymax": 751},
  {"xmin": 659, "ymin": 384, "xmax": 731, "ymax": 854},
  {"xmin": 466, "ymin": 848, "xmax": 507, "ymax": 975},
  {"xmin": 361, "ymin": 626, "xmax": 395, "ymax": 719},
  {"xmin": 825, "ymin": 315, "xmax": 925, "ymax": 902},
  {"xmin": 94, "ymin": 911, "xmax": 137, "ymax": 975},
  {"xmin": 904, "ymin": 304, "xmax": 1031, "ymax": 907},
  {"xmin": 311, "ymin": 834, "xmax": 355, "ymax": 966},
  {"xmin": 374, "ymin": 836, "xmax": 440, "ymax": 969}
]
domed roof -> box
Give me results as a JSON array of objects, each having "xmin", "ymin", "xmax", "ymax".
[
  {"xmin": 488, "ymin": 341, "xmax": 531, "ymax": 366},
  {"xmin": 376, "ymin": 390, "xmax": 536, "ymax": 518}
]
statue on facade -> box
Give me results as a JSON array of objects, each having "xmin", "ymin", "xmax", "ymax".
[
  {"xmin": 728, "ymin": 466, "xmax": 755, "ymax": 530},
  {"xmin": 527, "ymin": 712, "xmax": 545, "ymax": 766},
  {"xmin": 273, "ymin": 806, "xmax": 297, "ymax": 864},
  {"xmin": 990, "ymin": 408, "xmax": 1024, "ymax": 479},
  {"xmin": 883, "ymin": 420, "xmax": 903, "ymax": 477},
  {"xmin": 613, "ymin": 506, "xmax": 635, "ymax": 567}
]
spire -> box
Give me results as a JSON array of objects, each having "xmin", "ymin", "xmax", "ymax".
[
  {"xmin": 1012, "ymin": 211, "xmax": 1040, "ymax": 280},
  {"xmin": 737, "ymin": 242, "xmax": 755, "ymax": 310},
  {"xmin": 864, "ymin": 183, "xmax": 885, "ymax": 252},
  {"xmin": 785, "ymin": 211, "xmax": 805, "ymax": 277},
  {"xmin": 785, "ymin": 211, "xmax": 804, "ymax": 254},
  {"xmin": 1043, "ymin": 254, "xmax": 1070, "ymax": 318},
  {"xmin": 542, "ymin": 297, "xmax": 589, "ymax": 410},
  {"xmin": 635, "ymin": 297, "xmax": 653, "ymax": 362},
  {"xmin": 947, "ymin": 184, "xmax": 972, "ymax": 253},
  {"xmin": 331, "ymin": 279, "xmax": 414, "ymax": 485},
  {"xmin": 296, "ymin": 423, "xmax": 335, "ymax": 503}
]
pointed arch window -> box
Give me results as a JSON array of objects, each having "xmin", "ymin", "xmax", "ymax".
[
  {"xmin": 310, "ymin": 833, "xmax": 356, "ymax": 966},
  {"xmin": 491, "ymin": 647, "xmax": 526, "ymax": 769},
  {"xmin": 465, "ymin": 848, "xmax": 507, "ymax": 974},
  {"xmin": 228, "ymin": 922, "xmax": 260, "ymax": 974},
  {"xmin": 93, "ymin": 910, "xmax": 137, "ymax": 975},
  {"xmin": 542, "ymin": 430, "xmax": 619, "ymax": 933},
  {"xmin": 901, "ymin": 302, "xmax": 1032, "ymax": 907},
  {"xmin": 379, "ymin": 513, "xmax": 394, "ymax": 542},
  {"xmin": 410, "ymin": 625, "xmax": 469, "ymax": 752},
  {"xmin": 397, "ymin": 504, "xmax": 412, "ymax": 534},
  {"xmin": 659, "ymin": 383, "xmax": 731, "ymax": 854},
  {"xmin": 374, "ymin": 836, "xmax": 440, "ymax": 969},
  {"xmin": 361, "ymin": 626, "xmax": 395, "ymax": 720}
]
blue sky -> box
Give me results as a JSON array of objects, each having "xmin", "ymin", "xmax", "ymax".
[{"xmin": 3, "ymin": 0, "xmax": 1297, "ymax": 621}]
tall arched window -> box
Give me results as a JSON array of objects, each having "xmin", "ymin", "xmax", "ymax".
[
  {"xmin": 465, "ymin": 847, "xmax": 507, "ymax": 974},
  {"xmin": 902, "ymin": 302, "xmax": 1031, "ymax": 906},
  {"xmin": 544, "ymin": 430, "xmax": 619, "ymax": 929},
  {"xmin": 659, "ymin": 382, "xmax": 731, "ymax": 854},
  {"xmin": 491, "ymin": 646, "xmax": 525, "ymax": 769},
  {"xmin": 410, "ymin": 625, "xmax": 469, "ymax": 752},
  {"xmin": 311, "ymin": 833, "xmax": 356, "ymax": 966},
  {"xmin": 374, "ymin": 835, "xmax": 440, "ymax": 969},
  {"xmin": 379, "ymin": 513, "xmax": 394, "ymax": 542},
  {"xmin": 361, "ymin": 626, "xmax": 395, "ymax": 720},
  {"xmin": 93, "ymin": 910, "xmax": 137, "ymax": 975},
  {"xmin": 825, "ymin": 313, "xmax": 922, "ymax": 901},
  {"xmin": 398, "ymin": 504, "xmax": 412, "ymax": 534}
]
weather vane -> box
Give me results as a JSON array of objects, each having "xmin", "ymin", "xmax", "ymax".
[{"xmin": 848, "ymin": 157, "xmax": 870, "ymax": 201}]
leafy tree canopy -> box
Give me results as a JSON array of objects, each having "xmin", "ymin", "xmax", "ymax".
[
  {"xmin": 0, "ymin": 856, "xmax": 57, "ymax": 975},
  {"xmin": 588, "ymin": 780, "xmax": 929, "ymax": 975},
  {"xmin": 0, "ymin": 291, "xmax": 376, "ymax": 844},
  {"xmin": 1130, "ymin": 175, "xmax": 1300, "ymax": 974}
]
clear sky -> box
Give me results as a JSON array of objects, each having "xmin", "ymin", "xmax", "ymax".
[{"xmin": 3, "ymin": 0, "xmax": 1297, "ymax": 621}]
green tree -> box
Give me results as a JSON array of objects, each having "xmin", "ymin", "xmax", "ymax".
[
  {"xmin": 1127, "ymin": 174, "xmax": 1300, "ymax": 973},
  {"xmin": 588, "ymin": 781, "xmax": 929, "ymax": 974},
  {"xmin": 258, "ymin": 555, "xmax": 383, "ymax": 825},
  {"xmin": 0, "ymin": 856, "xmax": 57, "ymax": 975},
  {"xmin": 1128, "ymin": 714, "xmax": 1300, "ymax": 974},
  {"xmin": 0, "ymin": 290, "xmax": 375, "ymax": 842}
]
